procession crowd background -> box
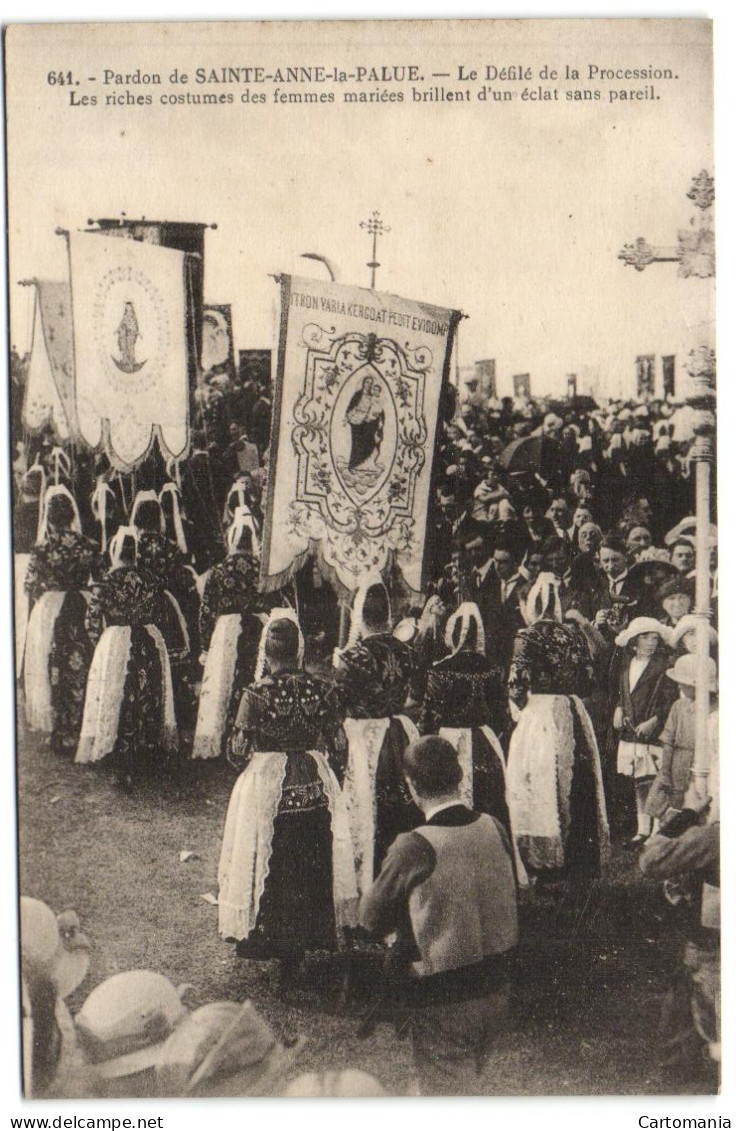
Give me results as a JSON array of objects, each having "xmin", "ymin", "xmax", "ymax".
[{"xmin": 12, "ymin": 349, "xmax": 721, "ymax": 1097}]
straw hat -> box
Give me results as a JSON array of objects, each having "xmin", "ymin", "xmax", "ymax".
[
  {"xmin": 666, "ymin": 653, "xmax": 718, "ymax": 692},
  {"xmin": 75, "ymin": 971, "xmax": 189, "ymax": 1080},
  {"xmin": 614, "ymin": 617, "xmax": 671, "ymax": 648},
  {"xmin": 20, "ymin": 897, "xmax": 90, "ymax": 1000},
  {"xmin": 670, "ymin": 615, "xmax": 719, "ymax": 651},
  {"xmin": 155, "ymin": 1000, "xmax": 293, "ymax": 1097}
]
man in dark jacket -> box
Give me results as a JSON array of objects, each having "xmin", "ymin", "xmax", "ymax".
[{"xmin": 471, "ymin": 533, "xmax": 529, "ymax": 670}]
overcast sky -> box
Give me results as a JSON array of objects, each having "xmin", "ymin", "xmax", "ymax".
[{"xmin": 7, "ymin": 19, "xmax": 714, "ymax": 398}]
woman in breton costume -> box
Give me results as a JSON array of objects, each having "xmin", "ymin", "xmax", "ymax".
[
  {"xmin": 130, "ymin": 490, "xmax": 199, "ymax": 629},
  {"xmin": 75, "ymin": 527, "xmax": 178, "ymax": 788},
  {"xmin": 418, "ymin": 602, "xmax": 511, "ymax": 835},
  {"xmin": 192, "ymin": 507, "xmax": 266, "ymax": 761},
  {"xmin": 15, "ymin": 459, "xmax": 47, "ymax": 554},
  {"xmin": 333, "ymin": 578, "xmax": 418, "ymax": 891},
  {"xmin": 130, "ymin": 491, "xmax": 199, "ymax": 731},
  {"xmin": 506, "ymin": 573, "xmax": 610, "ymax": 884},
  {"xmin": 218, "ymin": 611, "xmax": 357, "ymax": 969},
  {"xmin": 23, "ymin": 486, "xmax": 101, "ymax": 755},
  {"xmin": 159, "ymin": 480, "xmax": 196, "ymax": 570},
  {"xmin": 14, "ymin": 460, "xmax": 48, "ymax": 679},
  {"xmin": 90, "ymin": 469, "xmax": 126, "ymax": 557}
]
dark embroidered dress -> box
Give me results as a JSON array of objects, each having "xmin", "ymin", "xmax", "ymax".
[
  {"xmin": 193, "ymin": 551, "xmax": 266, "ymax": 761},
  {"xmin": 508, "ymin": 618, "xmax": 594, "ymax": 705},
  {"xmin": 223, "ymin": 672, "xmax": 347, "ymax": 959},
  {"xmin": 24, "ymin": 530, "xmax": 101, "ymax": 755},
  {"xmin": 334, "ymin": 633, "xmax": 417, "ymax": 881},
  {"xmin": 199, "ymin": 551, "xmax": 263, "ymax": 652},
  {"xmin": 78, "ymin": 567, "xmax": 177, "ymax": 782},
  {"xmin": 137, "ymin": 530, "xmax": 200, "ymax": 728},
  {"xmin": 506, "ymin": 619, "xmax": 608, "ymax": 881},
  {"xmin": 419, "ymin": 650, "xmax": 511, "ymax": 834}
]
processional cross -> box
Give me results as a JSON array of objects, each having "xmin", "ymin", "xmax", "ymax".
[
  {"xmin": 617, "ymin": 169, "xmax": 716, "ymax": 797},
  {"xmin": 359, "ymin": 211, "xmax": 391, "ymax": 289},
  {"xmin": 618, "ymin": 169, "xmax": 715, "ymax": 277}
]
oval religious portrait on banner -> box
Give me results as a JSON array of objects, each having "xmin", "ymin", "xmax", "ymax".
[
  {"xmin": 201, "ymin": 308, "xmax": 231, "ymax": 375},
  {"xmin": 330, "ymin": 365, "xmax": 397, "ymax": 505},
  {"xmin": 93, "ymin": 265, "xmax": 171, "ymax": 395}
]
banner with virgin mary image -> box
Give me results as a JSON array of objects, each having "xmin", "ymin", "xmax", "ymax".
[
  {"xmin": 261, "ymin": 275, "xmax": 462, "ymax": 595},
  {"xmin": 68, "ymin": 230, "xmax": 190, "ymax": 471}
]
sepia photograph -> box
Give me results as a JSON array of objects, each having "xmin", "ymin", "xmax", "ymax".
[{"xmin": 3, "ymin": 13, "xmax": 725, "ymax": 1108}]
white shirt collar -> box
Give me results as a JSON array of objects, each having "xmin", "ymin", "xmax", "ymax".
[{"xmin": 425, "ymin": 799, "xmax": 463, "ymax": 821}]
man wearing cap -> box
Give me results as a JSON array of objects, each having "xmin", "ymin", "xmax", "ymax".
[{"xmin": 359, "ymin": 735, "xmax": 518, "ymax": 1095}]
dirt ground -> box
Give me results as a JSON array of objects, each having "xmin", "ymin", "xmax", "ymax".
[{"xmin": 17, "ymin": 727, "xmax": 718, "ymax": 1097}]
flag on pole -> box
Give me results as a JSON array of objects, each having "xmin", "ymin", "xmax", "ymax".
[
  {"xmin": 68, "ymin": 231, "xmax": 189, "ymax": 470},
  {"xmin": 23, "ymin": 280, "xmax": 76, "ymax": 441},
  {"xmin": 261, "ymin": 275, "xmax": 462, "ymax": 595},
  {"xmin": 201, "ymin": 303, "xmax": 236, "ymax": 381}
]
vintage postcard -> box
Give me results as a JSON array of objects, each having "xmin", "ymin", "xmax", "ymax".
[{"xmin": 4, "ymin": 16, "xmax": 720, "ymax": 1106}]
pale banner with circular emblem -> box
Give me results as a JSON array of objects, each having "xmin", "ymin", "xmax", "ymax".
[{"xmin": 68, "ymin": 230, "xmax": 189, "ymax": 471}]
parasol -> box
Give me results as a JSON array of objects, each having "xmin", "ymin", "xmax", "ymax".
[{"xmin": 502, "ymin": 435, "xmax": 560, "ymax": 477}]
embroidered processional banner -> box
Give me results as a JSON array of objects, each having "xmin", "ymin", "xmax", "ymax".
[
  {"xmin": 261, "ymin": 275, "xmax": 462, "ymax": 595},
  {"xmin": 68, "ymin": 231, "xmax": 190, "ymax": 471},
  {"xmin": 201, "ymin": 304, "xmax": 236, "ymax": 383},
  {"xmin": 23, "ymin": 280, "xmax": 75, "ymax": 441}
]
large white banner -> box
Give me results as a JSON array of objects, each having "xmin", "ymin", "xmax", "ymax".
[
  {"xmin": 68, "ymin": 231, "xmax": 189, "ymax": 470},
  {"xmin": 261, "ymin": 275, "xmax": 461, "ymax": 595}
]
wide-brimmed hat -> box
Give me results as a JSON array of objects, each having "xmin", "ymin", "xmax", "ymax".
[
  {"xmin": 155, "ymin": 1000, "xmax": 294, "ymax": 1098},
  {"xmin": 665, "ymin": 517, "xmax": 718, "ymax": 548},
  {"xmin": 615, "ymin": 617, "xmax": 672, "ymax": 648},
  {"xmin": 75, "ymin": 971, "xmax": 190, "ymax": 1080},
  {"xmin": 666, "ymin": 653, "xmax": 718, "ymax": 691},
  {"xmin": 20, "ymin": 897, "xmax": 91, "ymax": 1000},
  {"xmin": 670, "ymin": 615, "xmax": 719, "ymax": 650},
  {"xmin": 623, "ymin": 560, "xmax": 678, "ymax": 599}
]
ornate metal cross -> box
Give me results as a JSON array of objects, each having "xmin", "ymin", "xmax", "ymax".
[
  {"xmin": 617, "ymin": 169, "xmax": 716, "ymax": 801},
  {"xmin": 617, "ymin": 170, "xmax": 715, "ymax": 277},
  {"xmin": 359, "ymin": 211, "xmax": 391, "ymax": 289}
]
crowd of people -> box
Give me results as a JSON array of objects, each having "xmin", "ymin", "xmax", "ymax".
[{"xmin": 15, "ymin": 368, "xmax": 721, "ymax": 1095}]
